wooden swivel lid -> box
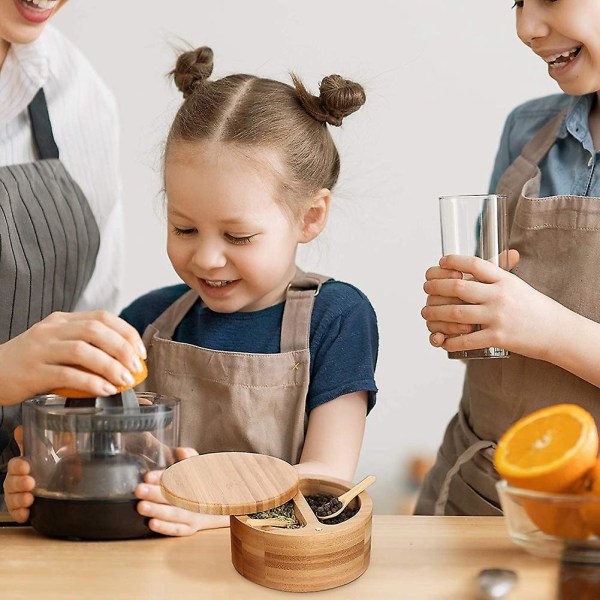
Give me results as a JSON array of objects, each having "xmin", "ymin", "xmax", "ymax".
[{"xmin": 160, "ymin": 452, "xmax": 299, "ymax": 515}]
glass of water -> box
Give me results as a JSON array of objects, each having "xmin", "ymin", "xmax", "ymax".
[{"xmin": 439, "ymin": 194, "xmax": 510, "ymax": 359}]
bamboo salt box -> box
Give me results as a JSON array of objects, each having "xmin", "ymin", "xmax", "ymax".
[{"xmin": 160, "ymin": 452, "xmax": 373, "ymax": 592}]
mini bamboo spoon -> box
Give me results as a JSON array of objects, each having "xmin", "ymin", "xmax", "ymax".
[
  {"xmin": 243, "ymin": 517, "xmax": 294, "ymax": 528},
  {"xmin": 317, "ymin": 475, "xmax": 376, "ymax": 520}
]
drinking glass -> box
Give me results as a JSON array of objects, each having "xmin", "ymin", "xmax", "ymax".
[{"xmin": 438, "ymin": 194, "xmax": 510, "ymax": 359}]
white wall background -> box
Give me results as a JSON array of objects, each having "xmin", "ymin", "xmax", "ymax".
[{"xmin": 54, "ymin": 1, "xmax": 557, "ymax": 513}]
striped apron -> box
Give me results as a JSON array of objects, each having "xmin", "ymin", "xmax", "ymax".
[{"xmin": 0, "ymin": 88, "xmax": 100, "ymax": 494}]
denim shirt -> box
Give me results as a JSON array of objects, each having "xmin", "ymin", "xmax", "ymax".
[{"xmin": 489, "ymin": 93, "xmax": 600, "ymax": 198}]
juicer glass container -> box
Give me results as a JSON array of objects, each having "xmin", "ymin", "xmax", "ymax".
[{"xmin": 23, "ymin": 392, "xmax": 179, "ymax": 540}]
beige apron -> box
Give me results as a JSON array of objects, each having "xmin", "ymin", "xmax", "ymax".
[
  {"xmin": 138, "ymin": 270, "xmax": 329, "ymax": 465},
  {"xmin": 416, "ymin": 110, "xmax": 600, "ymax": 515}
]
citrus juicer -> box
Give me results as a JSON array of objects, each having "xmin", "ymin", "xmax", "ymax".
[{"xmin": 23, "ymin": 390, "xmax": 179, "ymax": 540}]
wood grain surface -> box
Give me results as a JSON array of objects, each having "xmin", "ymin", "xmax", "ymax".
[
  {"xmin": 1, "ymin": 516, "xmax": 559, "ymax": 600},
  {"xmin": 159, "ymin": 452, "xmax": 299, "ymax": 515}
]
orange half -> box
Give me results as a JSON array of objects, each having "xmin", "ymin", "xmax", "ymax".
[
  {"xmin": 50, "ymin": 360, "xmax": 148, "ymax": 398},
  {"xmin": 494, "ymin": 404, "xmax": 599, "ymax": 493}
]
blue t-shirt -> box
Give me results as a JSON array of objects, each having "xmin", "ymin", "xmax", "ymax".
[
  {"xmin": 490, "ymin": 93, "xmax": 600, "ymax": 197},
  {"xmin": 120, "ymin": 280, "xmax": 378, "ymax": 414}
]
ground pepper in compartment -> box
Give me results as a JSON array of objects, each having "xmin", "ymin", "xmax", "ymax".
[
  {"xmin": 307, "ymin": 494, "xmax": 359, "ymax": 525},
  {"xmin": 246, "ymin": 500, "xmax": 303, "ymax": 528}
]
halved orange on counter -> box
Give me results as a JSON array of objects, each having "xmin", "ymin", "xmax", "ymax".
[
  {"xmin": 494, "ymin": 404, "xmax": 599, "ymax": 539},
  {"xmin": 517, "ymin": 491, "xmax": 592, "ymax": 540},
  {"xmin": 494, "ymin": 404, "xmax": 599, "ymax": 492},
  {"xmin": 49, "ymin": 360, "xmax": 148, "ymax": 398}
]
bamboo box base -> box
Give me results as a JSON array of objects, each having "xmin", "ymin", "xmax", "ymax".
[{"xmin": 230, "ymin": 475, "xmax": 373, "ymax": 592}]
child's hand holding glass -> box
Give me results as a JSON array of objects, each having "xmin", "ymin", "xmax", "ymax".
[{"xmin": 421, "ymin": 250, "xmax": 568, "ymax": 361}]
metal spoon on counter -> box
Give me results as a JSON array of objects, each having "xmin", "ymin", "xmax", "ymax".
[{"xmin": 477, "ymin": 568, "xmax": 518, "ymax": 599}]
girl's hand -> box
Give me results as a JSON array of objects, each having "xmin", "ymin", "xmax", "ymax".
[
  {"xmin": 422, "ymin": 250, "xmax": 520, "ymax": 348},
  {"xmin": 421, "ymin": 252, "xmax": 561, "ymax": 360},
  {"xmin": 4, "ymin": 457, "xmax": 34, "ymax": 523},
  {"xmin": 4, "ymin": 427, "xmax": 35, "ymax": 523},
  {"xmin": 135, "ymin": 447, "xmax": 229, "ymax": 536},
  {"xmin": 422, "ymin": 261, "xmax": 475, "ymax": 346},
  {"xmin": 0, "ymin": 311, "xmax": 147, "ymax": 405}
]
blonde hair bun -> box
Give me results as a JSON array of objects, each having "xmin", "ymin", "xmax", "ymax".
[
  {"xmin": 172, "ymin": 46, "xmax": 214, "ymax": 98},
  {"xmin": 292, "ymin": 73, "xmax": 366, "ymax": 127},
  {"xmin": 166, "ymin": 48, "xmax": 367, "ymax": 200}
]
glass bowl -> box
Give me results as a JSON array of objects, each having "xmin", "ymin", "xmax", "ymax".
[{"xmin": 497, "ymin": 480, "xmax": 600, "ymax": 563}]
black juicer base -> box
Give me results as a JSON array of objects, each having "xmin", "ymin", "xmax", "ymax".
[{"xmin": 30, "ymin": 496, "xmax": 154, "ymax": 540}]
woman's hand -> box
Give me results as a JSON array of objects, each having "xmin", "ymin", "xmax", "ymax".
[
  {"xmin": 0, "ymin": 311, "xmax": 147, "ymax": 405},
  {"xmin": 135, "ymin": 447, "xmax": 229, "ymax": 536},
  {"xmin": 421, "ymin": 251, "xmax": 563, "ymax": 360}
]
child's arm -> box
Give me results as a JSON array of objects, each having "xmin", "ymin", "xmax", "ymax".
[
  {"xmin": 135, "ymin": 389, "xmax": 370, "ymax": 535},
  {"xmin": 137, "ymin": 391, "xmax": 368, "ymax": 535},
  {"xmin": 423, "ymin": 253, "xmax": 600, "ymax": 388},
  {"xmin": 295, "ymin": 391, "xmax": 368, "ymax": 482}
]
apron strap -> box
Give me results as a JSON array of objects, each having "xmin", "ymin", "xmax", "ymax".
[
  {"xmin": 280, "ymin": 270, "xmax": 331, "ymax": 352},
  {"xmin": 521, "ymin": 110, "xmax": 566, "ymax": 166},
  {"xmin": 144, "ymin": 289, "xmax": 200, "ymax": 343},
  {"xmin": 496, "ymin": 110, "xmax": 566, "ymax": 200},
  {"xmin": 143, "ymin": 268, "xmax": 331, "ymax": 350},
  {"xmin": 27, "ymin": 88, "xmax": 59, "ymax": 160},
  {"xmin": 433, "ymin": 439, "xmax": 496, "ymax": 516}
]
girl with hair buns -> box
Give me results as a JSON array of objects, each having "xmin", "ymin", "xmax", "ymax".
[{"xmin": 6, "ymin": 45, "xmax": 379, "ymax": 536}]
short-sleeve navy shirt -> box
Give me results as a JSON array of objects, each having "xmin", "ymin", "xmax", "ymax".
[{"xmin": 120, "ymin": 280, "xmax": 378, "ymax": 414}]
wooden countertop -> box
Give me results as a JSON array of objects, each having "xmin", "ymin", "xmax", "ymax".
[{"xmin": 1, "ymin": 516, "xmax": 560, "ymax": 599}]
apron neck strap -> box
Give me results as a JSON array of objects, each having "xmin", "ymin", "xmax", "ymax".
[
  {"xmin": 495, "ymin": 109, "xmax": 566, "ymax": 199},
  {"xmin": 27, "ymin": 88, "xmax": 59, "ymax": 160},
  {"xmin": 280, "ymin": 269, "xmax": 330, "ymax": 352},
  {"xmin": 145, "ymin": 289, "xmax": 200, "ymax": 341},
  {"xmin": 520, "ymin": 109, "xmax": 566, "ymax": 166},
  {"xmin": 144, "ymin": 268, "xmax": 331, "ymax": 350}
]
